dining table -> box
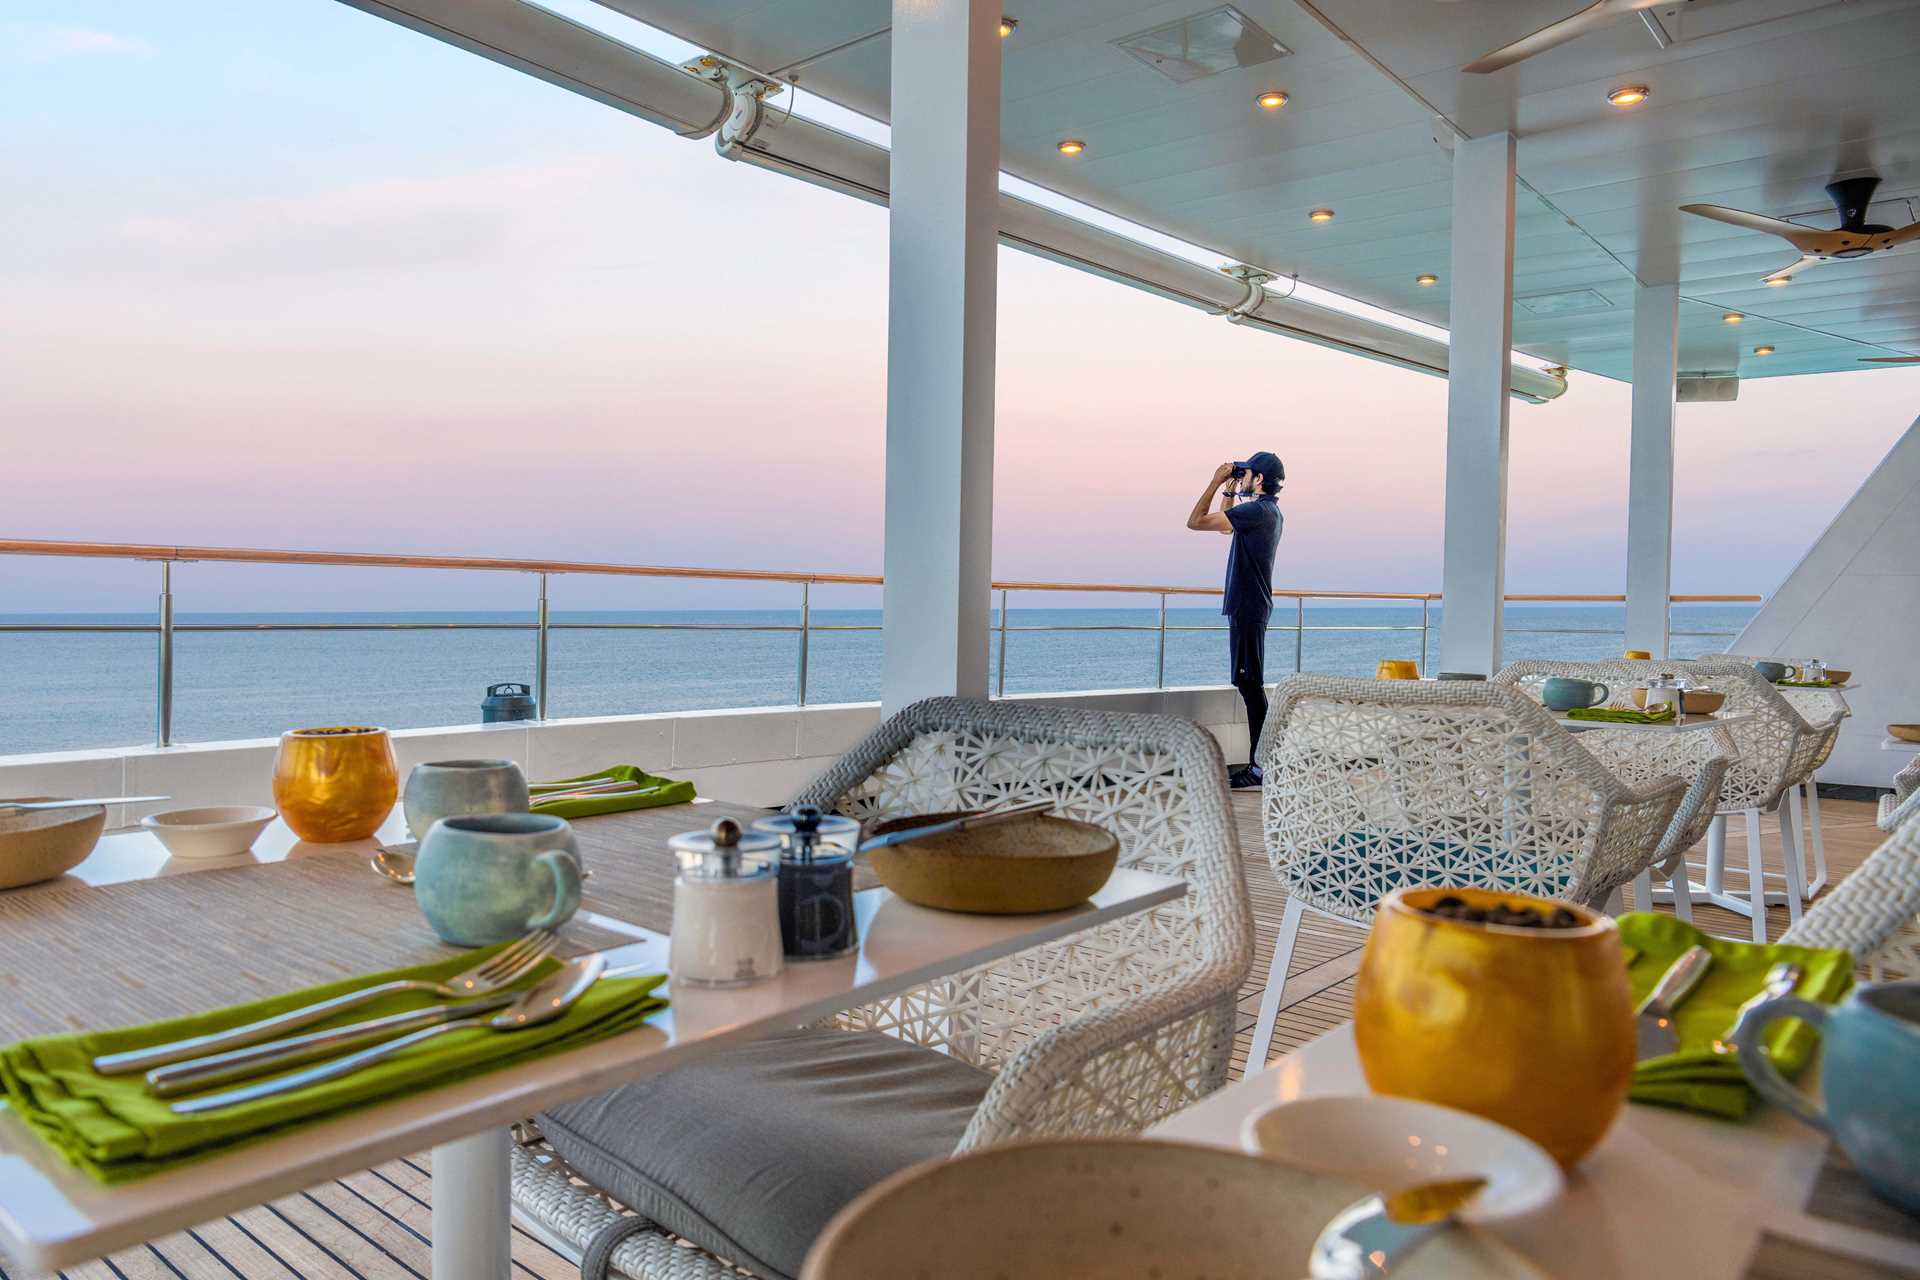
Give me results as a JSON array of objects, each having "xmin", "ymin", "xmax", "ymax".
[
  {"xmin": 1151, "ymin": 1023, "xmax": 1920, "ymax": 1279},
  {"xmin": 0, "ymin": 798, "xmax": 1186, "ymax": 1279}
]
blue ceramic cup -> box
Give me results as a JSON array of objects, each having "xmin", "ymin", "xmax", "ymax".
[
  {"xmin": 1735, "ymin": 980, "xmax": 1920, "ymax": 1213},
  {"xmin": 1541, "ymin": 677, "xmax": 1609, "ymax": 711},
  {"xmin": 414, "ymin": 812, "xmax": 583, "ymax": 947},
  {"xmin": 403, "ymin": 759, "xmax": 530, "ymax": 840}
]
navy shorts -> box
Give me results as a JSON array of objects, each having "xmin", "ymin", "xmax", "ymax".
[{"xmin": 1228, "ymin": 611, "xmax": 1268, "ymax": 687}]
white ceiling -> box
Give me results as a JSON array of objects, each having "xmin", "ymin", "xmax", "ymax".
[{"xmin": 600, "ymin": 0, "xmax": 1920, "ymax": 382}]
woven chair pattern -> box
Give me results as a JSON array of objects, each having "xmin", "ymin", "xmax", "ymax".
[
  {"xmin": 1782, "ymin": 819, "xmax": 1920, "ymax": 981},
  {"xmin": 1260, "ymin": 676, "xmax": 1684, "ymax": 916},
  {"xmin": 1490, "ymin": 660, "xmax": 1732, "ymax": 874},
  {"xmin": 1881, "ymin": 759, "xmax": 1920, "ymax": 833},
  {"xmin": 511, "ymin": 698, "xmax": 1254, "ymax": 1278}
]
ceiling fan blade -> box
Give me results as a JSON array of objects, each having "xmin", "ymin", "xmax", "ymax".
[
  {"xmin": 1463, "ymin": 0, "xmax": 1659, "ymax": 73},
  {"xmin": 1860, "ymin": 355, "xmax": 1920, "ymax": 363},
  {"xmin": 1759, "ymin": 255, "xmax": 1822, "ymax": 283},
  {"xmin": 1679, "ymin": 203, "xmax": 1834, "ymax": 252},
  {"xmin": 1883, "ymin": 221, "xmax": 1920, "ymax": 248}
]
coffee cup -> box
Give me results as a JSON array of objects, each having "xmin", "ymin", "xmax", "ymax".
[
  {"xmin": 1753, "ymin": 660, "xmax": 1799, "ymax": 683},
  {"xmin": 403, "ymin": 759, "xmax": 530, "ymax": 840},
  {"xmin": 1376, "ymin": 659, "xmax": 1420, "ymax": 681},
  {"xmin": 1541, "ymin": 677, "xmax": 1609, "ymax": 712},
  {"xmin": 1735, "ymin": 981, "xmax": 1920, "ymax": 1214},
  {"xmin": 414, "ymin": 812, "xmax": 582, "ymax": 946}
]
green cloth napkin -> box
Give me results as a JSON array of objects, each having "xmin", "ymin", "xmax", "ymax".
[
  {"xmin": 530, "ymin": 764, "xmax": 696, "ymax": 818},
  {"xmin": 0, "ymin": 946, "xmax": 667, "ymax": 1182},
  {"xmin": 1564, "ymin": 704, "xmax": 1678, "ymax": 724},
  {"xmin": 1618, "ymin": 913, "xmax": 1852, "ymax": 1120},
  {"xmin": 1775, "ymin": 679, "xmax": 1835, "ymax": 688}
]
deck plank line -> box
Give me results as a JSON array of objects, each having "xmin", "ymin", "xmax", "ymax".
[
  {"xmin": 182, "ymin": 1231, "xmax": 249, "ymax": 1280},
  {"xmin": 295, "ymin": 1190, "xmax": 426, "ymax": 1280},
  {"xmin": 223, "ymin": 1211, "xmax": 351, "ymax": 1280}
]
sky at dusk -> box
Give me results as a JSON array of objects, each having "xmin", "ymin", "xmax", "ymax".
[{"xmin": 4, "ymin": 1, "xmax": 1917, "ymax": 616}]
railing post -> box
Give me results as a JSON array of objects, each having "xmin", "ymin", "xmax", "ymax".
[
  {"xmin": 996, "ymin": 589, "xmax": 1009, "ymax": 698},
  {"xmin": 1420, "ymin": 598, "xmax": 1431, "ymax": 674},
  {"xmin": 1294, "ymin": 597, "xmax": 1305, "ymax": 673},
  {"xmin": 534, "ymin": 573, "xmax": 550, "ymax": 721},
  {"xmin": 796, "ymin": 580, "xmax": 811, "ymax": 707},
  {"xmin": 155, "ymin": 561, "xmax": 174, "ymax": 748},
  {"xmin": 1155, "ymin": 593, "xmax": 1167, "ymax": 689}
]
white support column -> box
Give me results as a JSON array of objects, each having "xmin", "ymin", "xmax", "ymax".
[
  {"xmin": 433, "ymin": 1128, "xmax": 511, "ymax": 1280},
  {"xmin": 1439, "ymin": 132, "xmax": 1517, "ymax": 677},
  {"xmin": 1625, "ymin": 283, "xmax": 1680, "ymax": 656},
  {"xmin": 880, "ymin": 0, "xmax": 1001, "ymax": 713}
]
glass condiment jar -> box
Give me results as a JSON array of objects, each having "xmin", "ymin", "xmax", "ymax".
[
  {"xmin": 1641, "ymin": 671, "xmax": 1686, "ymax": 713},
  {"xmin": 668, "ymin": 819, "xmax": 784, "ymax": 986},
  {"xmin": 1800, "ymin": 658, "xmax": 1827, "ymax": 682},
  {"xmin": 753, "ymin": 804, "xmax": 860, "ymax": 961}
]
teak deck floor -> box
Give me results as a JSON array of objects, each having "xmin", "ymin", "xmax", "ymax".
[{"xmin": 3, "ymin": 794, "xmax": 1890, "ymax": 1280}]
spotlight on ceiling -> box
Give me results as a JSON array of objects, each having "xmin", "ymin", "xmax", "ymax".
[
  {"xmin": 1256, "ymin": 90, "xmax": 1289, "ymax": 110},
  {"xmin": 1607, "ymin": 84, "xmax": 1650, "ymax": 107},
  {"xmin": 999, "ymin": 16, "xmax": 1017, "ymax": 37},
  {"xmin": 1415, "ymin": 273, "xmax": 1438, "ymax": 286},
  {"xmin": 1763, "ymin": 274, "xmax": 1793, "ymax": 287},
  {"xmin": 1722, "ymin": 312, "xmax": 1743, "ymax": 324},
  {"xmin": 1056, "ymin": 138, "xmax": 1085, "ymax": 156},
  {"xmin": 1754, "ymin": 345, "xmax": 1775, "ymax": 356},
  {"xmin": 1308, "ymin": 208, "xmax": 1335, "ymax": 223}
]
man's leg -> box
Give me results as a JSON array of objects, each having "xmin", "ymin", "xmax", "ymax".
[{"xmin": 1228, "ymin": 612, "xmax": 1269, "ymax": 789}]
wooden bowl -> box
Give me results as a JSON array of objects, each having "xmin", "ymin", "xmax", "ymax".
[
  {"xmin": 863, "ymin": 812, "xmax": 1119, "ymax": 914},
  {"xmin": 0, "ymin": 798, "xmax": 106, "ymax": 891},
  {"xmin": 1825, "ymin": 669, "xmax": 1852, "ymax": 685},
  {"xmin": 1681, "ymin": 689, "xmax": 1726, "ymax": 715},
  {"xmin": 1890, "ymin": 724, "xmax": 1920, "ymax": 744},
  {"xmin": 803, "ymin": 1138, "xmax": 1536, "ymax": 1279}
]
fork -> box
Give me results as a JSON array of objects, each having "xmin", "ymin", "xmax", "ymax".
[{"xmin": 91, "ymin": 930, "xmax": 559, "ymax": 1075}]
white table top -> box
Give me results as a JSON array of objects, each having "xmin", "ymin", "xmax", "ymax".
[
  {"xmin": 1882, "ymin": 737, "xmax": 1920, "ymax": 754},
  {"xmin": 1151, "ymin": 1025, "xmax": 1920, "ymax": 1280},
  {"xmin": 1554, "ymin": 711, "xmax": 1747, "ymax": 734},
  {"xmin": 0, "ymin": 821, "xmax": 1184, "ymax": 1270}
]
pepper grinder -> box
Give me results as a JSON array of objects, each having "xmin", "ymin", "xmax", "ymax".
[
  {"xmin": 668, "ymin": 818, "xmax": 783, "ymax": 986},
  {"xmin": 753, "ymin": 804, "xmax": 860, "ymax": 961}
]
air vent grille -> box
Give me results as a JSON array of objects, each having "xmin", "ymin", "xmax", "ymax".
[{"xmin": 1113, "ymin": 6, "xmax": 1290, "ymax": 84}]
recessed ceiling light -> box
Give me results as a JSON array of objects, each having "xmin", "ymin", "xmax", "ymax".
[
  {"xmin": 1606, "ymin": 84, "xmax": 1650, "ymax": 107},
  {"xmin": 1056, "ymin": 138, "xmax": 1085, "ymax": 156},
  {"xmin": 1415, "ymin": 273, "xmax": 1438, "ymax": 286},
  {"xmin": 1763, "ymin": 274, "xmax": 1793, "ymax": 287},
  {"xmin": 999, "ymin": 16, "xmax": 1017, "ymax": 37},
  {"xmin": 1753, "ymin": 345, "xmax": 1775, "ymax": 356},
  {"xmin": 1722, "ymin": 312, "xmax": 1743, "ymax": 324},
  {"xmin": 1308, "ymin": 208, "xmax": 1335, "ymax": 223},
  {"xmin": 1256, "ymin": 90, "xmax": 1289, "ymax": 110}
]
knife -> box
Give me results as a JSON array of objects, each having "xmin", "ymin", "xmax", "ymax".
[
  {"xmin": 1308, "ymin": 1177, "xmax": 1487, "ymax": 1278},
  {"xmin": 1635, "ymin": 945, "xmax": 1713, "ymax": 1061}
]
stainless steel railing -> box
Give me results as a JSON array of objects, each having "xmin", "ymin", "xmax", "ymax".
[{"xmin": 0, "ymin": 539, "xmax": 1759, "ymax": 747}]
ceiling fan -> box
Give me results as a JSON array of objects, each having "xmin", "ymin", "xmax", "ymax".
[
  {"xmin": 1680, "ymin": 177, "xmax": 1920, "ymax": 284},
  {"xmin": 1464, "ymin": 0, "xmax": 1673, "ymax": 74}
]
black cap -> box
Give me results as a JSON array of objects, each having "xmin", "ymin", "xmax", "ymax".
[{"xmin": 1234, "ymin": 451, "xmax": 1284, "ymax": 483}]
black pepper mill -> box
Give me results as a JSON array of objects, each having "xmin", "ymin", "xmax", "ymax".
[{"xmin": 752, "ymin": 804, "xmax": 860, "ymax": 961}]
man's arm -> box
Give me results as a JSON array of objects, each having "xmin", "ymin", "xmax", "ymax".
[{"xmin": 1187, "ymin": 464, "xmax": 1237, "ymax": 534}]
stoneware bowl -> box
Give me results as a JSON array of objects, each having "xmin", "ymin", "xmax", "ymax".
[
  {"xmin": 1239, "ymin": 1095, "xmax": 1564, "ymax": 1222},
  {"xmin": 1890, "ymin": 724, "xmax": 1920, "ymax": 744},
  {"xmin": 862, "ymin": 813, "xmax": 1119, "ymax": 914},
  {"xmin": 140, "ymin": 806, "xmax": 278, "ymax": 861},
  {"xmin": 0, "ymin": 798, "xmax": 106, "ymax": 890},
  {"xmin": 801, "ymin": 1138, "xmax": 1540, "ymax": 1279},
  {"xmin": 403, "ymin": 759, "xmax": 530, "ymax": 840}
]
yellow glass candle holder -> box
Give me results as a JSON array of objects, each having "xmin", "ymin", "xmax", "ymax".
[
  {"xmin": 1375, "ymin": 659, "xmax": 1420, "ymax": 680},
  {"xmin": 272, "ymin": 726, "xmax": 399, "ymax": 843}
]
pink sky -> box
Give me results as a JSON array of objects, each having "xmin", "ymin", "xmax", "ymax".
[{"xmin": 4, "ymin": 4, "xmax": 1917, "ymax": 613}]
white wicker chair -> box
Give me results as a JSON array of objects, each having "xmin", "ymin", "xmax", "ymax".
[
  {"xmin": 1246, "ymin": 676, "xmax": 1685, "ymax": 1069},
  {"xmin": 1880, "ymin": 757, "xmax": 1920, "ymax": 834},
  {"xmin": 1492, "ymin": 659, "xmax": 1735, "ymax": 924},
  {"xmin": 511, "ymin": 697, "xmax": 1255, "ymax": 1279},
  {"xmin": 1720, "ymin": 654, "xmax": 1851, "ymax": 891},
  {"xmin": 1783, "ymin": 818, "xmax": 1920, "ymax": 981}
]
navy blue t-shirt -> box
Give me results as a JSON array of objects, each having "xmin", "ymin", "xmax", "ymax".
[{"xmin": 1222, "ymin": 495, "xmax": 1283, "ymax": 618}]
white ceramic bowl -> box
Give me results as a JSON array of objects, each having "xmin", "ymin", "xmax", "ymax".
[
  {"xmin": 140, "ymin": 806, "xmax": 278, "ymax": 860},
  {"xmin": 1239, "ymin": 1094, "xmax": 1564, "ymax": 1223}
]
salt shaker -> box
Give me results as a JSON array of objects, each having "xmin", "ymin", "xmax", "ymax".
[
  {"xmin": 668, "ymin": 818, "xmax": 784, "ymax": 986},
  {"xmin": 754, "ymin": 804, "xmax": 860, "ymax": 961},
  {"xmin": 1642, "ymin": 671, "xmax": 1685, "ymax": 713}
]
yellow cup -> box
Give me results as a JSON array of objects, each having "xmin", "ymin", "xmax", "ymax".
[
  {"xmin": 1622, "ymin": 649, "xmax": 1652, "ymax": 660},
  {"xmin": 272, "ymin": 726, "xmax": 399, "ymax": 843},
  {"xmin": 1375, "ymin": 659, "xmax": 1420, "ymax": 681},
  {"xmin": 1353, "ymin": 886, "xmax": 1634, "ymax": 1168}
]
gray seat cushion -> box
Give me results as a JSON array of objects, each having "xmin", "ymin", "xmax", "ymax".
[{"xmin": 536, "ymin": 1027, "xmax": 992, "ymax": 1280}]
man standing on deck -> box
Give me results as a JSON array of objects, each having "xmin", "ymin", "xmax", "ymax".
[{"xmin": 1185, "ymin": 452, "xmax": 1284, "ymax": 789}]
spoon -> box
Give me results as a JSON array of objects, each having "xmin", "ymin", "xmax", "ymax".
[
  {"xmin": 171, "ymin": 954, "xmax": 609, "ymax": 1114},
  {"xmin": 370, "ymin": 846, "xmax": 416, "ymax": 885}
]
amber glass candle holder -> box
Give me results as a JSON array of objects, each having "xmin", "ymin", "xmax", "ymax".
[{"xmin": 272, "ymin": 726, "xmax": 399, "ymax": 843}]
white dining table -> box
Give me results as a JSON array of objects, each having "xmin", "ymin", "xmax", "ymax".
[
  {"xmin": 1151, "ymin": 1025, "xmax": 1920, "ymax": 1279},
  {"xmin": 0, "ymin": 810, "xmax": 1185, "ymax": 1279},
  {"xmin": 1553, "ymin": 711, "xmax": 1749, "ymax": 734}
]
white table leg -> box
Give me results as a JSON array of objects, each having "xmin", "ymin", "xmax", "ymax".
[{"xmin": 434, "ymin": 1127, "xmax": 512, "ymax": 1280}]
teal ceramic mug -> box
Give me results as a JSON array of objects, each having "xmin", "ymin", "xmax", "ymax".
[
  {"xmin": 414, "ymin": 812, "xmax": 583, "ymax": 947},
  {"xmin": 403, "ymin": 759, "xmax": 530, "ymax": 840},
  {"xmin": 1541, "ymin": 677, "xmax": 1609, "ymax": 712},
  {"xmin": 1735, "ymin": 980, "xmax": 1920, "ymax": 1213}
]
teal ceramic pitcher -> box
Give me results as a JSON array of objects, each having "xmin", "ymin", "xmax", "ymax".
[
  {"xmin": 1735, "ymin": 980, "xmax": 1920, "ymax": 1214},
  {"xmin": 414, "ymin": 812, "xmax": 583, "ymax": 946}
]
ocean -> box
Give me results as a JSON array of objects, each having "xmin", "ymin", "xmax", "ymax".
[{"xmin": 0, "ymin": 604, "xmax": 1756, "ymax": 755}]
